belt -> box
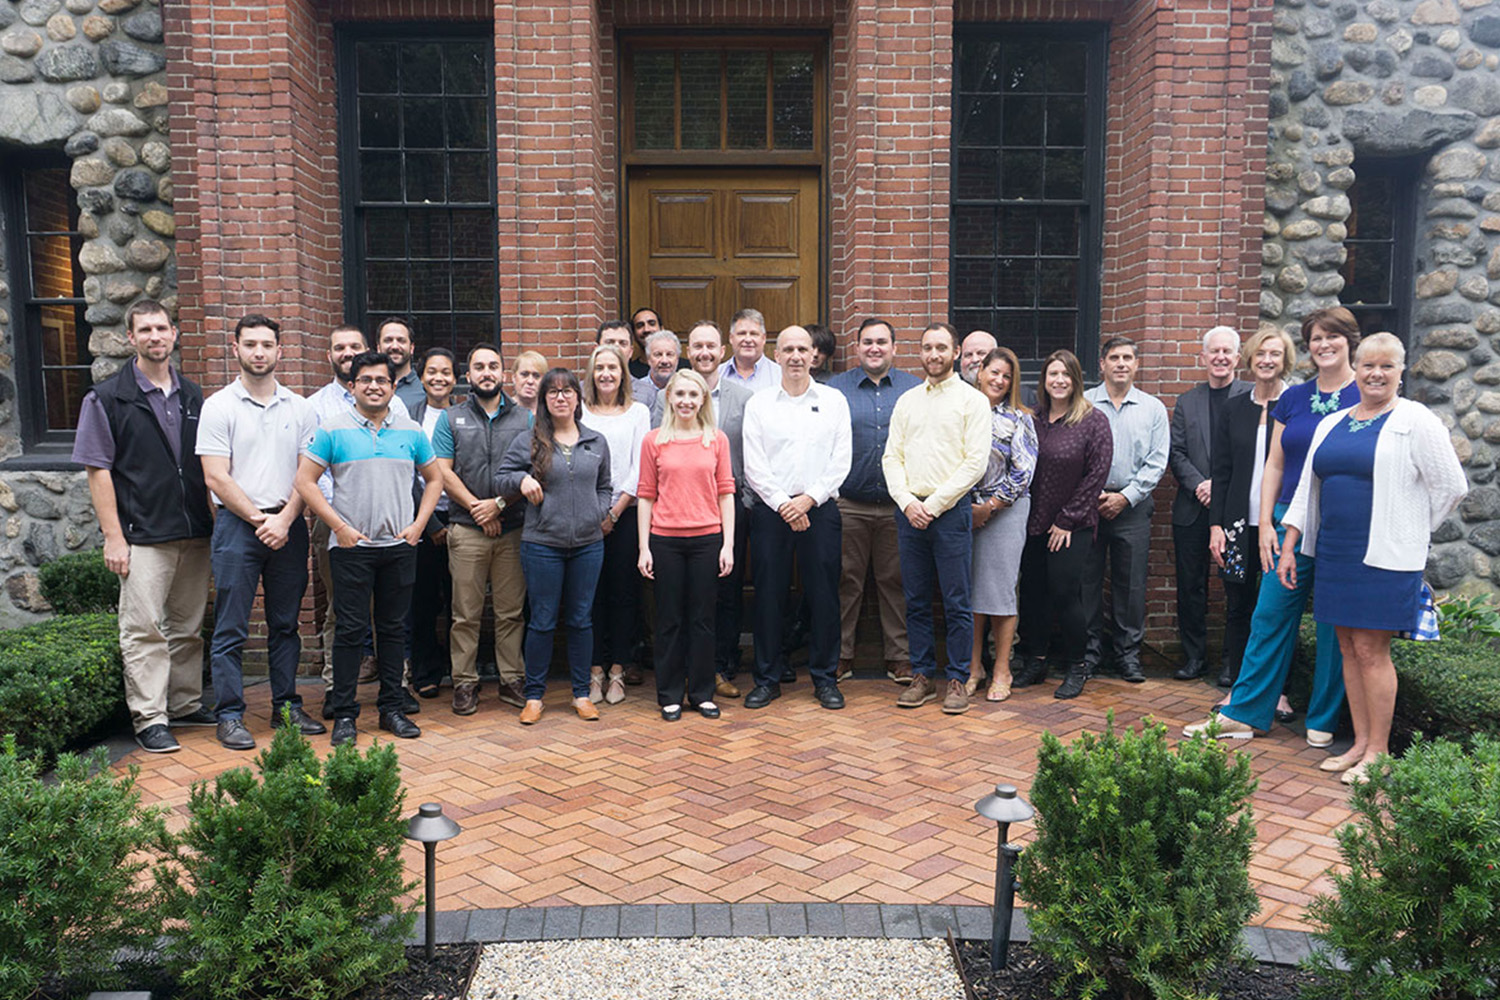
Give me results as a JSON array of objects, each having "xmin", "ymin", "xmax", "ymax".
[{"xmin": 259, "ymin": 504, "xmax": 286, "ymax": 515}]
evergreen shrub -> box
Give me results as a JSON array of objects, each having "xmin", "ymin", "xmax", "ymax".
[
  {"xmin": 37, "ymin": 550, "xmax": 118, "ymax": 615},
  {"xmin": 0, "ymin": 613, "xmax": 125, "ymax": 763}
]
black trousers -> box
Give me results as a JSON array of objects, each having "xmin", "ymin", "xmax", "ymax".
[
  {"xmin": 1084, "ymin": 498, "xmax": 1152, "ymax": 669},
  {"xmin": 652, "ymin": 532, "xmax": 722, "ymax": 707},
  {"xmin": 1173, "ymin": 507, "xmax": 1212, "ymax": 665},
  {"xmin": 329, "ymin": 544, "xmax": 417, "ymax": 719},
  {"xmin": 1220, "ymin": 525, "xmax": 1262, "ymax": 683},
  {"xmin": 750, "ymin": 500, "xmax": 841, "ymax": 690},
  {"xmin": 591, "ymin": 505, "xmax": 639, "ymax": 668},
  {"xmin": 409, "ymin": 509, "xmax": 451, "ymax": 691},
  {"xmin": 715, "ymin": 499, "xmax": 751, "ymax": 678},
  {"xmin": 1016, "ymin": 529, "xmax": 1097, "ymax": 667}
]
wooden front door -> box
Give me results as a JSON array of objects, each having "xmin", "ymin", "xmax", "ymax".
[{"xmin": 627, "ymin": 168, "xmax": 820, "ymax": 337}]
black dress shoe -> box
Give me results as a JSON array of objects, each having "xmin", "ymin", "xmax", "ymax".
[
  {"xmin": 378, "ymin": 712, "xmax": 421, "ymax": 739},
  {"xmin": 402, "ymin": 688, "xmax": 421, "ymax": 715},
  {"xmin": 1054, "ymin": 663, "xmax": 1090, "ymax": 700},
  {"xmin": 216, "ymin": 718, "xmax": 256, "ymax": 751},
  {"xmin": 1173, "ymin": 659, "xmax": 1207, "ymax": 681},
  {"xmin": 661, "ymin": 705, "xmax": 683, "ymax": 722},
  {"xmin": 815, "ymin": 685, "xmax": 845, "ymax": 710},
  {"xmin": 743, "ymin": 684, "xmax": 781, "ymax": 709},
  {"xmin": 1011, "ymin": 658, "xmax": 1047, "ymax": 688},
  {"xmin": 1274, "ymin": 706, "xmax": 1296, "ymax": 723},
  {"xmin": 169, "ymin": 707, "xmax": 217, "ymax": 727},
  {"xmin": 1120, "ymin": 661, "xmax": 1146, "ymax": 684},
  {"xmin": 1217, "ymin": 666, "xmax": 1234, "ymax": 688},
  {"xmin": 272, "ymin": 705, "xmax": 327, "ymax": 736},
  {"xmin": 779, "ymin": 666, "xmax": 797, "ymax": 684},
  {"xmin": 697, "ymin": 703, "xmax": 721, "ymax": 719},
  {"xmin": 330, "ymin": 718, "xmax": 358, "ymax": 747},
  {"xmin": 321, "ymin": 697, "xmax": 336, "ymax": 720}
]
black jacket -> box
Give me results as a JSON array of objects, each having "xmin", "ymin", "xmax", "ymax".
[
  {"xmin": 1209, "ymin": 388, "xmax": 1276, "ymax": 531},
  {"xmin": 89, "ymin": 361, "xmax": 212, "ymax": 544},
  {"xmin": 423, "ymin": 394, "xmax": 531, "ymax": 533}
]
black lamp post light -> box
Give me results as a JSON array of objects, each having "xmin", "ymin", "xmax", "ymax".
[
  {"xmin": 404, "ymin": 802, "xmax": 462, "ymax": 960},
  {"xmin": 974, "ymin": 782, "xmax": 1035, "ymax": 971}
]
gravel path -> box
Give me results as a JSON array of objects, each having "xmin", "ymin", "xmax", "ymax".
[{"xmin": 468, "ymin": 937, "xmax": 966, "ymax": 999}]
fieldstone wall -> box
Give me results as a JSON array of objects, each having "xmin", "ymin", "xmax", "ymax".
[
  {"xmin": 1262, "ymin": 0, "xmax": 1500, "ymax": 594},
  {"xmin": 0, "ymin": 0, "xmax": 171, "ymax": 626}
]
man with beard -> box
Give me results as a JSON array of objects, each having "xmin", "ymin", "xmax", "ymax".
[
  {"xmin": 309, "ymin": 325, "xmax": 411, "ymax": 713},
  {"xmin": 73, "ymin": 300, "xmax": 215, "ymax": 753},
  {"xmin": 196, "ymin": 314, "xmax": 324, "ymax": 750},
  {"xmin": 883, "ymin": 322, "xmax": 991, "ymax": 715},
  {"xmin": 959, "ymin": 330, "xmax": 997, "ymax": 385},
  {"xmin": 432, "ymin": 343, "xmax": 533, "ymax": 715},
  {"xmin": 379, "ymin": 316, "xmax": 426, "ymax": 410}
]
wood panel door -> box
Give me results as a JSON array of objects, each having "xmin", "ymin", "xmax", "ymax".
[{"xmin": 627, "ymin": 168, "xmax": 820, "ymax": 338}]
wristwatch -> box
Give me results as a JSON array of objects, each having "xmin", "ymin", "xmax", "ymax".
[
  {"xmin": 494, "ymin": 497, "xmax": 506, "ymax": 513},
  {"xmin": 608, "ymin": 509, "xmax": 619, "ymax": 524}
]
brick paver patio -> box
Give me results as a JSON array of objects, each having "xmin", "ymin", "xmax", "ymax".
[{"xmin": 120, "ymin": 670, "xmax": 1351, "ymax": 933}]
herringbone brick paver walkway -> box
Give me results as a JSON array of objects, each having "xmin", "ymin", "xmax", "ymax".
[{"xmin": 120, "ymin": 672, "xmax": 1351, "ymax": 932}]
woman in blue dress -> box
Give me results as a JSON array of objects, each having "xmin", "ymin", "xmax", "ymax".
[
  {"xmin": 1278, "ymin": 333, "xmax": 1466, "ymax": 784},
  {"xmin": 1186, "ymin": 307, "xmax": 1361, "ymax": 746}
]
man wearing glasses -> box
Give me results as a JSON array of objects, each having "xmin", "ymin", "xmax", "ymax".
[{"xmin": 296, "ymin": 351, "xmax": 445, "ymax": 746}]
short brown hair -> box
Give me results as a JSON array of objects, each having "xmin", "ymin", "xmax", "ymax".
[
  {"xmin": 125, "ymin": 299, "xmax": 171, "ymax": 333},
  {"xmin": 1299, "ymin": 307, "xmax": 1360, "ymax": 353}
]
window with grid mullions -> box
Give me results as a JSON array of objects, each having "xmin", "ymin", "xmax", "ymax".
[
  {"xmin": 951, "ymin": 26, "xmax": 1105, "ymax": 372},
  {"xmin": 338, "ymin": 28, "xmax": 499, "ymax": 357},
  {"xmin": 1339, "ymin": 158, "xmax": 1418, "ymax": 342}
]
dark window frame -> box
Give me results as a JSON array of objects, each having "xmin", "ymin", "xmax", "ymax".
[
  {"xmin": 0, "ymin": 150, "xmax": 95, "ymax": 456},
  {"xmin": 950, "ymin": 22, "xmax": 1109, "ymax": 378},
  {"xmin": 1339, "ymin": 156, "xmax": 1420, "ymax": 343},
  {"xmin": 335, "ymin": 22, "xmax": 501, "ymax": 356}
]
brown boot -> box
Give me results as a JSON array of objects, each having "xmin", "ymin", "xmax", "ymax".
[
  {"xmin": 837, "ymin": 659, "xmax": 855, "ymax": 681},
  {"xmin": 886, "ymin": 660, "xmax": 913, "ymax": 685},
  {"xmin": 896, "ymin": 673, "xmax": 937, "ymax": 708},
  {"xmin": 497, "ymin": 679, "xmax": 526, "ymax": 709},
  {"xmin": 942, "ymin": 678, "xmax": 971, "ymax": 715},
  {"xmin": 357, "ymin": 654, "xmax": 379, "ymax": 683},
  {"xmin": 715, "ymin": 674, "xmax": 741, "ymax": 699},
  {"xmin": 452, "ymin": 682, "xmax": 479, "ymax": 716}
]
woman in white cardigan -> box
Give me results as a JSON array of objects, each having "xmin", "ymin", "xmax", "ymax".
[{"xmin": 1278, "ymin": 333, "xmax": 1467, "ymax": 784}]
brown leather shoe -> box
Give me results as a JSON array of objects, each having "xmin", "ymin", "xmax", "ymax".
[
  {"xmin": 452, "ymin": 682, "xmax": 479, "ymax": 716},
  {"xmin": 715, "ymin": 674, "xmax": 741, "ymax": 699},
  {"xmin": 887, "ymin": 660, "xmax": 913, "ymax": 685},
  {"xmin": 574, "ymin": 698, "xmax": 600, "ymax": 721},
  {"xmin": 519, "ymin": 700, "xmax": 544, "ymax": 725},
  {"xmin": 837, "ymin": 658, "xmax": 855, "ymax": 681},
  {"xmin": 357, "ymin": 654, "xmax": 379, "ymax": 684},
  {"xmin": 896, "ymin": 673, "xmax": 936, "ymax": 708},
  {"xmin": 497, "ymin": 679, "xmax": 526, "ymax": 709},
  {"xmin": 942, "ymin": 678, "xmax": 971, "ymax": 715},
  {"xmin": 623, "ymin": 665, "xmax": 645, "ymax": 685}
]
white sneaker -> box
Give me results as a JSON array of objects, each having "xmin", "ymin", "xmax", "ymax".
[
  {"xmin": 1306, "ymin": 729, "xmax": 1334, "ymax": 748},
  {"xmin": 1184, "ymin": 714, "xmax": 1256, "ymax": 739}
]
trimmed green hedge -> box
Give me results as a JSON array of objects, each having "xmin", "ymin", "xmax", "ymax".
[
  {"xmin": 37, "ymin": 549, "xmax": 119, "ymax": 615},
  {"xmin": 0, "ymin": 614, "xmax": 125, "ymax": 763},
  {"xmin": 1294, "ymin": 616, "xmax": 1500, "ymax": 743}
]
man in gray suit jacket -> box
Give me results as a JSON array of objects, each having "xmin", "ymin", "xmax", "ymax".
[
  {"xmin": 652, "ymin": 320, "xmax": 753, "ymax": 698},
  {"xmin": 1169, "ymin": 326, "xmax": 1250, "ymax": 680}
]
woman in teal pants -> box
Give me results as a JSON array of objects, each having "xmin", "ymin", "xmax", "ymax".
[{"xmin": 1186, "ymin": 307, "xmax": 1359, "ymax": 746}]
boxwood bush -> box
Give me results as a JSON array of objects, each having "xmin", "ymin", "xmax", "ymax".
[
  {"xmin": 37, "ymin": 549, "xmax": 118, "ymax": 615},
  {"xmin": 0, "ymin": 613, "xmax": 126, "ymax": 763}
]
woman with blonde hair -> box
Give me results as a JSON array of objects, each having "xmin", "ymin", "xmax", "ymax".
[
  {"xmin": 580, "ymin": 343, "xmax": 651, "ymax": 704},
  {"xmin": 636, "ymin": 370, "xmax": 737, "ymax": 720},
  {"xmin": 1013, "ymin": 349, "xmax": 1113, "ymax": 700},
  {"xmin": 969, "ymin": 346, "xmax": 1037, "ymax": 701},
  {"xmin": 1278, "ymin": 333, "xmax": 1465, "ymax": 783}
]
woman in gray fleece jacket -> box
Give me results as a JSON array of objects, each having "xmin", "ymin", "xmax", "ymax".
[{"xmin": 495, "ymin": 368, "xmax": 613, "ymax": 725}]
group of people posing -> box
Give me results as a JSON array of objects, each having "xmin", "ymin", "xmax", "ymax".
[{"xmin": 77, "ymin": 300, "xmax": 1464, "ymax": 785}]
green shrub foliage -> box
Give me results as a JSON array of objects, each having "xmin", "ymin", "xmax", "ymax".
[
  {"xmin": 1016, "ymin": 715, "xmax": 1259, "ymax": 1000},
  {"xmin": 158, "ymin": 722, "xmax": 416, "ymax": 1000},
  {"xmin": 0, "ymin": 613, "xmax": 125, "ymax": 763},
  {"xmin": 0, "ymin": 738, "xmax": 166, "ymax": 1000},
  {"xmin": 37, "ymin": 550, "xmax": 119, "ymax": 615},
  {"xmin": 1304, "ymin": 737, "xmax": 1500, "ymax": 1000}
]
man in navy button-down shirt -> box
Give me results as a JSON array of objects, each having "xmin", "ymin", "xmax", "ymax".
[{"xmin": 829, "ymin": 319, "xmax": 922, "ymax": 682}]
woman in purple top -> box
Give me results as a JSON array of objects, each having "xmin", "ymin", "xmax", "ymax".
[
  {"xmin": 1186, "ymin": 307, "xmax": 1359, "ymax": 747},
  {"xmin": 1014, "ymin": 349, "xmax": 1113, "ymax": 701}
]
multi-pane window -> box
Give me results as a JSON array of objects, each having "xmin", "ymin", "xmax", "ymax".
[
  {"xmin": 339, "ymin": 29, "xmax": 499, "ymax": 355},
  {"xmin": 951, "ymin": 27, "xmax": 1105, "ymax": 369},
  {"xmin": 2, "ymin": 159, "xmax": 94, "ymax": 450},
  {"xmin": 625, "ymin": 41, "xmax": 822, "ymax": 158},
  {"xmin": 1340, "ymin": 159, "xmax": 1418, "ymax": 340}
]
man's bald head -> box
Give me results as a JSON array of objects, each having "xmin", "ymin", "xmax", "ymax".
[{"xmin": 961, "ymin": 330, "xmax": 999, "ymax": 383}]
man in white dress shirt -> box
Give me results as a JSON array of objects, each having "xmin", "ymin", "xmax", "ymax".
[{"xmin": 741, "ymin": 326, "xmax": 851, "ymax": 711}]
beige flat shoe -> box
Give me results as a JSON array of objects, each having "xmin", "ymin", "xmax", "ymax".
[
  {"xmin": 1341, "ymin": 759, "xmax": 1374, "ymax": 785},
  {"xmin": 605, "ymin": 671, "xmax": 626, "ymax": 705},
  {"xmin": 1319, "ymin": 751, "xmax": 1363, "ymax": 772},
  {"xmin": 986, "ymin": 681, "xmax": 1012, "ymax": 702},
  {"xmin": 965, "ymin": 673, "xmax": 984, "ymax": 697}
]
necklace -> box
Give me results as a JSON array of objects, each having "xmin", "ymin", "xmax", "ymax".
[
  {"xmin": 1347, "ymin": 406, "xmax": 1392, "ymax": 433},
  {"xmin": 1309, "ymin": 384, "xmax": 1344, "ymax": 415}
]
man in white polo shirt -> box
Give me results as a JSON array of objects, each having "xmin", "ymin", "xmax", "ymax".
[{"xmin": 196, "ymin": 314, "xmax": 323, "ymax": 750}]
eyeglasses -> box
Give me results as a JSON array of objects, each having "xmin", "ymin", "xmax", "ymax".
[
  {"xmin": 354, "ymin": 376, "xmax": 392, "ymax": 387},
  {"xmin": 546, "ymin": 387, "xmax": 577, "ymax": 399}
]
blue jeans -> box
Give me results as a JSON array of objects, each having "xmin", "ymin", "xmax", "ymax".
[
  {"xmin": 896, "ymin": 500, "xmax": 974, "ymax": 682},
  {"xmin": 210, "ymin": 511, "xmax": 309, "ymax": 720},
  {"xmin": 1221, "ymin": 502, "xmax": 1346, "ymax": 733},
  {"xmin": 520, "ymin": 540, "xmax": 604, "ymax": 700}
]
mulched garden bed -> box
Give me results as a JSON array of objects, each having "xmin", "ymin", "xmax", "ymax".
[
  {"xmin": 355, "ymin": 943, "xmax": 483, "ymax": 1000},
  {"xmin": 955, "ymin": 940, "xmax": 1326, "ymax": 1000}
]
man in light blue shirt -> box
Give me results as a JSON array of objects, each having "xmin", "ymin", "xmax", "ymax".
[
  {"xmin": 1082, "ymin": 335, "xmax": 1169, "ymax": 683},
  {"xmin": 717, "ymin": 307, "xmax": 782, "ymax": 393}
]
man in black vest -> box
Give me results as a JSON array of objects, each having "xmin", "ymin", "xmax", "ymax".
[
  {"xmin": 433, "ymin": 343, "xmax": 533, "ymax": 715},
  {"xmin": 73, "ymin": 300, "xmax": 215, "ymax": 754}
]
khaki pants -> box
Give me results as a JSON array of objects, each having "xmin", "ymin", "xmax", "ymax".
[
  {"xmin": 836, "ymin": 497, "xmax": 909, "ymax": 663},
  {"xmin": 117, "ymin": 538, "xmax": 210, "ymax": 731},
  {"xmin": 447, "ymin": 523, "xmax": 524, "ymax": 686},
  {"xmin": 312, "ymin": 517, "xmax": 336, "ymax": 686}
]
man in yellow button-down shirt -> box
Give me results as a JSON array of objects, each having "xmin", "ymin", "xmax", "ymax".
[{"xmin": 882, "ymin": 322, "xmax": 993, "ymax": 715}]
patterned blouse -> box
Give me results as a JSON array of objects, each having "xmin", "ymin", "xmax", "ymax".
[{"xmin": 972, "ymin": 404, "xmax": 1038, "ymax": 506}]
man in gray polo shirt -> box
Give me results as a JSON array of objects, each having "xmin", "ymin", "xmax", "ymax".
[
  {"xmin": 197, "ymin": 314, "xmax": 324, "ymax": 750},
  {"xmin": 296, "ymin": 351, "xmax": 444, "ymax": 746}
]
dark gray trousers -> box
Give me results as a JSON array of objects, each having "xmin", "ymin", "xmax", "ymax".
[{"xmin": 1084, "ymin": 496, "xmax": 1153, "ymax": 669}]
